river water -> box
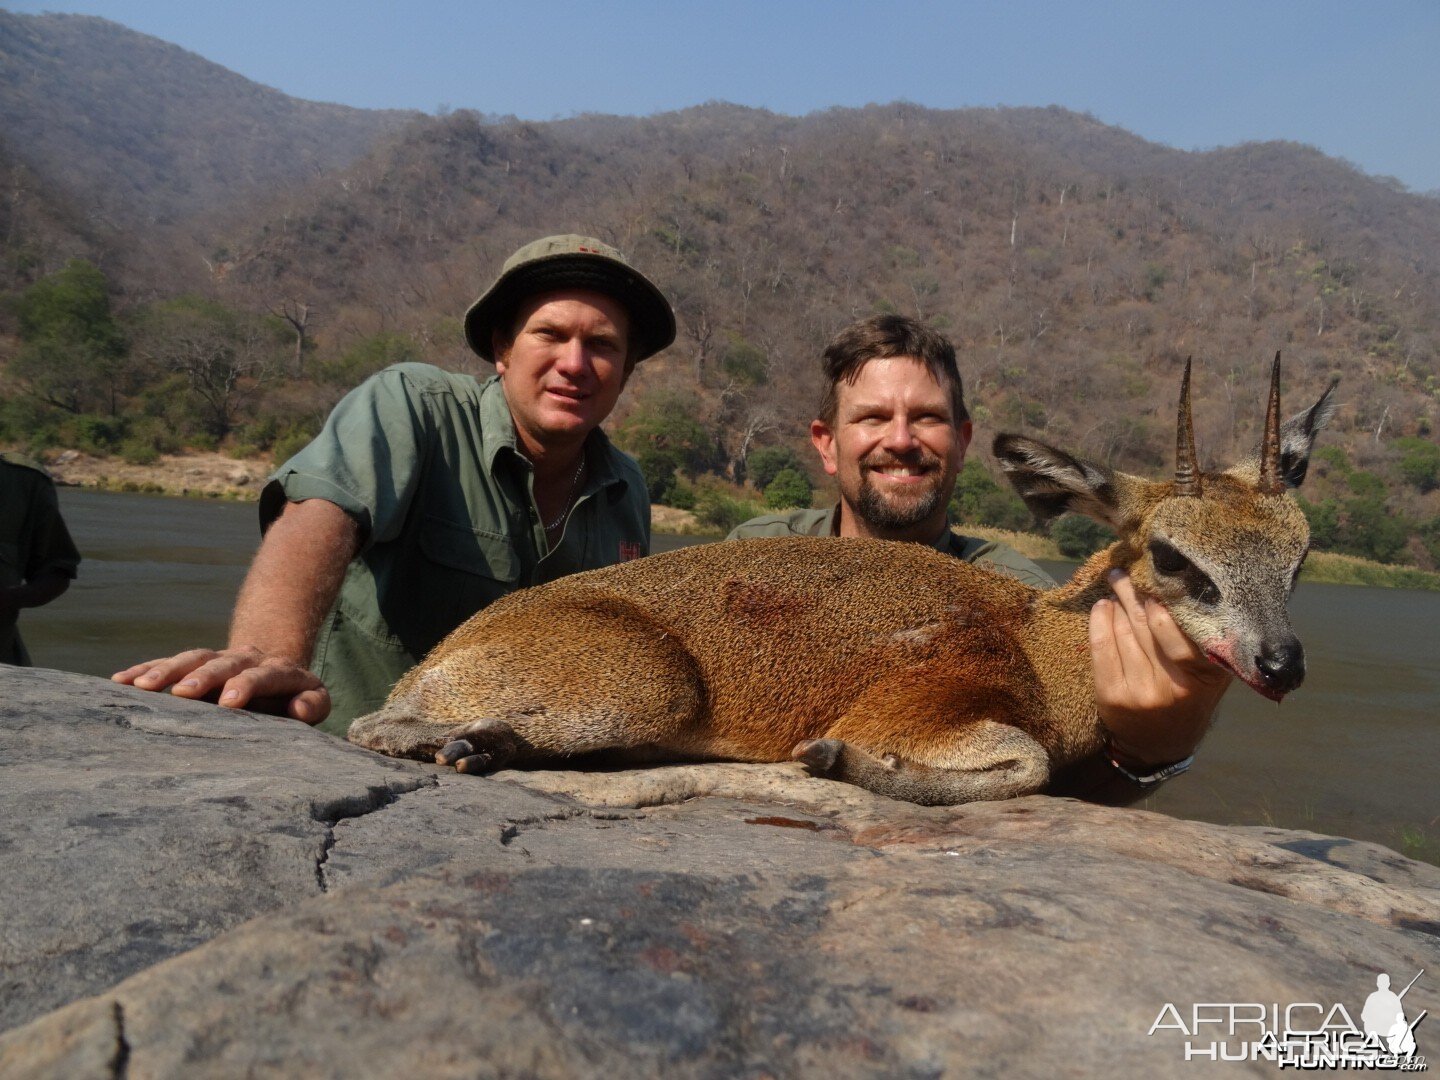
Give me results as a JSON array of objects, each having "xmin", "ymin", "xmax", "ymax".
[{"xmin": 20, "ymin": 488, "xmax": 1440, "ymax": 864}]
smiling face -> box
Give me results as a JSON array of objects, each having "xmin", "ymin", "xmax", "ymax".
[
  {"xmin": 811, "ymin": 356, "xmax": 970, "ymax": 542},
  {"xmin": 493, "ymin": 288, "xmax": 630, "ymax": 457}
]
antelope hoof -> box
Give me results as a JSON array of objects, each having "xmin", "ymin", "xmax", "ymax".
[
  {"xmin": 436, "ymin": 739, "xmax": 475, "ymax": 766},
  {"xmin": 792, "ymin": 738, "xmax": 845, "ymax": 776},
  {"xmin": 435, "ymin": 718, "xmax": 520, "ymax": 774}
]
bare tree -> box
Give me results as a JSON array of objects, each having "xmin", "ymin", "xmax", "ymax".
[
  {"xmin": 138, "ymin": 298, "xmax": 282, "ymax": 438},
  {"xmin": 270, "ymin": 298, "xmax": 316, "ymax": 376}
]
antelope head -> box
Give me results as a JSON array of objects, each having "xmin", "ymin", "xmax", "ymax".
[{"xmin": 995, "ymin": 355, "xmax": 1339, "ymax": 701}]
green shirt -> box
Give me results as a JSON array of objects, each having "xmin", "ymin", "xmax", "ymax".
[
  {"xmin": 261, "ymin": 364, "xmax": 650, "ymax": 735},
  {"xmin": 727, "ymin": 505, "xmax": 1056, "ymax": 589},
  {"xmin": 0, "ymin": 454, "xmax": 81, "ymax": 666}
]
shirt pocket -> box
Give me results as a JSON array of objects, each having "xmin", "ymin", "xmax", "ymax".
[
  {"xmin": 406, "ymin": 516, "xmax": 521, "ymax": 643},
  {"xmin": 419, "ymin": 515, "xmax": 520, "ymax": 585}
]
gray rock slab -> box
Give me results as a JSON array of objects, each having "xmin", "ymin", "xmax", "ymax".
[
  {"xmin": 0, "ymin": 666, "xmax": 435, "ymax": 1031},
  {"xmin": 1, "ymin": 667, "xmax": 1437, "ymax": 1078}
]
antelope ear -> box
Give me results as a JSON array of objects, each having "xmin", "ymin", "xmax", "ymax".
[
  {"xmin": 1227, "ymin": 378, "xmax": 1340, "ymax": 490},
  {"xmin": 1277, "ymin": 378, "xmax": 1339, "ymax": 489},
  {"xmin": 993, "ymin": 435, "xmax": 1131, "ymax": 529}
]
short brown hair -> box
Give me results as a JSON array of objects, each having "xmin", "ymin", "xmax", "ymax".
[{"xmin": 817, "ymin": 315, "xmax": 968, "ymax": 426}]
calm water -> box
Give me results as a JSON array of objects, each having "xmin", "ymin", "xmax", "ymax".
[{"xmin": 20, "ymin": 489, "xmax": 1440, "ymax": 863}]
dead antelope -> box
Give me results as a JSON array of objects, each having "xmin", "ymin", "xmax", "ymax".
[{"xmin": 349, "ymin": 358, "xmax": 1337, "ymax": 806}]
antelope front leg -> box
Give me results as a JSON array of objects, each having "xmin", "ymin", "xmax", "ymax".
[
  {"xmin": 793, "ymin": 720, "xmax": 1051, "ymax": 806},
  {"xmin": 434, "ymin": 718, "xmax": 523, "ymax": 774},
  {"xmin": 347, "ymin": 705, "xmax": 527, "ymax": 774}
]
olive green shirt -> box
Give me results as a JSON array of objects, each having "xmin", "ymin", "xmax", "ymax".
[
  {"xmin": 261, "ymin": 364, "xmax": 650, "ymax": 735},
  {"xmin": 0, "ymin": 454, "xmax": 81, "ymax": 666},
  {"xmin": 726, "ymin": 505, "xmax": 1056, "ymax": 589}
]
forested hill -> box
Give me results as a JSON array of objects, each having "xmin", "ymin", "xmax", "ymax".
[
  {"xmin": 213, "ymin": 105, "xmax": 1440, "ymax": 475},
  {"xmin": 0, "ymin": 10, "xmax": 415, "ymax": 230},
  {"xmin": 1, "ymin": 14, "xmax": 1438, "ymax": 568}
]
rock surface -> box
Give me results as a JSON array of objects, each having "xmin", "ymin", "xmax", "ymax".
[{"xmin": 1, "ymin": 665, "xmax": 1436, "ymax": 1078}]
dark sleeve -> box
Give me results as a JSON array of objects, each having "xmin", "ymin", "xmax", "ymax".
[{"xmin": 24, "ymin": 478, "xmax": 80, "ymax": 581}]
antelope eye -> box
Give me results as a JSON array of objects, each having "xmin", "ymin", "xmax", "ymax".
[
  {"xmin": 1151, "ymin": 539, "xmax": 1221, "ymax": 605},
  {"xmin": 1149, "ymin": 540, "xmax": 1191, "ymax": 575}
]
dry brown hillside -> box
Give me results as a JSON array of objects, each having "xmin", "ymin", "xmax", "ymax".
[{"xmin": 1, "ymin": 15, "xmax": 1437, "ymax": 565}]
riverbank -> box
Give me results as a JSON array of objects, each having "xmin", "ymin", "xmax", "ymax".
[
  {"xmin": 41, "ymin": 448, "xmax": 265, "ymax": 499},
  {"xmin": 31, "ymin": 448, "xmax": 1440, "ymax": 590}
]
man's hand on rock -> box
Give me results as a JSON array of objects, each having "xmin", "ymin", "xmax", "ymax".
[
  {"xmin": 112, "ymin": 646, "xmax": 331, "ymax": 725},
  {"xmin": 1090, "ymin": 568, "xmax": 1231, "ymax": 768}
]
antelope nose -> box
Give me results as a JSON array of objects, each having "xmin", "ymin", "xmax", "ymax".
[{"xmin": 1256, "ymin": 639, "xmax": 1306, "ymax": 696}]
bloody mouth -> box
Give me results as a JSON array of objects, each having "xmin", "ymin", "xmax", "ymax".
[{"xmin": 1203, "ymin": 649, "xmax": 1287, "ymax": 703}]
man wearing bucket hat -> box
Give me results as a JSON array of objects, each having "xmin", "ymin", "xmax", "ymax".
[{"xmin": 115, "ymin": 235, "xmax": 675, "ymax": 735}]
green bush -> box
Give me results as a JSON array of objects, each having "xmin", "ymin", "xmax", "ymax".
[
  {"xmin": 1419, "ymin": 517, "xmax": 1440, "ymax": 566},
  {"xmin": 236, "ymin": 416, "xmax": 281, "ymax": 452},
  {"xmin": 1299, "ymin": 497, "xmax": 1340, "ymax": 550},
  {"xmin": 118, "ymin": 438, "xmax": 160, "ymax": 466},
  {"xmin": 0, "ymin": 396, "xmax": 62, "ymax": 449},
  {"xmin": 667, "ymin": 480, "xmax": 697, "ymax": 511},
  {"xmin": 949, "ymin": 461, "xmax": 1031, "ymax": 531},
  {"xmin": 719, "ymin": 336, "xmax": 768, "ymax": 385},
  {"xmin": 764, "ymin": 468, "xmax": 813, "ymax": 510},
  {"xmin": 1313, "ymin": 445, "xmax": 1351, "ymax": 476},
  {"xmin": 1396, "ymin": 437, "xmax": 1440, "ymax": 493},
  {"xmin": 694, "ymin": 488, "xmax": 763, "ymax": 534},
  {"xmin": 271, "ymin": 428, "xmax": 316, "ymax": 465},
  {"xmin": 614, "ymin": 391, "xmax": 715, "ymax": 475},
  {"xmin": 1301, "ymin": 493, "xmax": 1412, "ymax": 564},
  {"xmin": 315, "ymin": 332, "xmax": 420, "ymax": 387},
  {"xmin": 125, "ymin": 416, "xmax": 182, "ymax": 456},
  {"xmin": 636, "ymin": 448, "xmax": 681, "ymax": 504},
  {"xmin": 1050, "ymin": 515, "xmax": 1116, "ymax": 560},
  {"xmin": 747, "ymin": 445, "xmax": 807, "ymax": 491},
  {"xmin": 68, "ymin": 414, "xmax": 126, "ymax": 454}
]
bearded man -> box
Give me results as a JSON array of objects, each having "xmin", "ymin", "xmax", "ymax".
[{"xmin": 730, "ymin": 315, "xmax": 1231, "ymax": 803}]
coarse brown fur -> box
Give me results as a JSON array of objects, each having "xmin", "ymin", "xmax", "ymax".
[{"xmin": 348, "ymin": 359, "xmax": 1338, "ymax": 806}]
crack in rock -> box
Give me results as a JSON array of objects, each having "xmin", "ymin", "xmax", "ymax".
[
  {"xmin": 495, "ymin": 806, "xmax": 646, "ymax": 853},
  {"xmin": 110, "ymin": 1000, "xmax": 129, "ymax": 1080},
  {"xmin": 310, "ymin": 776, "xmax": 438, "ymax": 892}
]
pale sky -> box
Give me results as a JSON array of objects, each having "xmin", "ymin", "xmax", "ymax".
[{"xmin": 8, "ymin": 0, "xmax": 1440, "ymax": 193}]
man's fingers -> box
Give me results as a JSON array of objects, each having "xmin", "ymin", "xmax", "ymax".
[
  {"xmin": 1099, "ymin": 599, "xmax": 1154, "ymax": 693},
  {"xmin": 1089, "ymin": 597, "xmax": 1122, "ymax": 684},
  {"xmin": 288, "ymin": 688, "xmax": 331, "ymax": 726},
  {"xmin": 112, "ymin": 649, "xmax": 221, "ymax": 688},
  {"xmin": 1139, "ymin": 598, "xmax": 1209, "ymax": 669},
  {"xmin": 115, "ymin": 648, "xmax": 329, "ymax": 723},
  {"xmin": 215, "ymin": 662, "xmax": 324, "ymax": 711},
  {"xmin": 1105, "ymin": 570, "xmax": 1160, "ymax": 670}
]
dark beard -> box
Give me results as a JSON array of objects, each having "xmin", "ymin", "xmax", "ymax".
[{"xmin": 854, "ymin": 474, "xmax": 946, "ymax": 531}]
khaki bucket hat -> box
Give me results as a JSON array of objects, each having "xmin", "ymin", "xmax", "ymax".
[{"xmin": 464, "ymin": 235, "xmax": 676, "ymax": 363}]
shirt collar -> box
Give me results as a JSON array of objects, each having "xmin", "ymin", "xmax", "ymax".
[{"xmin": 827, "ymin": 501, "xmax": 959, "ymax": 554}]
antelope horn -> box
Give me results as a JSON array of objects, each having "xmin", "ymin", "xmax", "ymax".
[
  {"xmin": 1174, "ymin": 357, "xmax": 1201, "ymax": 496},
  {"xmin": 1258, "ymin": 351, "xmax": 1284, "ymax": 494}
]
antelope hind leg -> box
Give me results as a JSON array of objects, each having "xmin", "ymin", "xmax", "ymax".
[
  {"xmin": 344, "ymin": 700, "xmax": 494, "ymax": 763},
  {"xmin": 793, "ymin": 720, "xmax": 1051, "ymax": 806},
  {"xmin": 347, "ymin": 596, "xmax": 706, "ymax": 772}
]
